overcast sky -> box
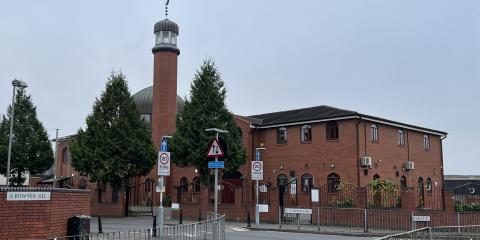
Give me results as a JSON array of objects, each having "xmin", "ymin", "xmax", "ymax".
[{"xmin": 0, "ymin": 1, "xmax": 478, "ymax": 174}]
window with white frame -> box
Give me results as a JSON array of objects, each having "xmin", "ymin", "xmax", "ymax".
[
  {"xmin": 398, "ymin": 129, "xmax": 405, "ymax": 146},
  {"xmin": 277, "ymin": 127, "xmax": 287, "ymax": 144},
  {"xmin": 301, "ymin": 125, "xmax": 312, "ymax": 142},
  {"xmin": 371, "ymin": 124, "xmax": 378, "ymax": 142},
  {"xmin": 423, "ymin": 135, "xmax": 430, "ymax": 150}
]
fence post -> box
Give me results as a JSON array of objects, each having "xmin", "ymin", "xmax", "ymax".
[
  {"xmin": 153, "ymin": 215, "xmax": 157, "ymax": 237},
  {"xmin": 247, "ymin": 210, "xmax": 251, "ymax": 227},
  {"xmin": 317, "ymin": 207, "xmax": 320, "ymax": 231},
  {"xmin": 411, "ymin": 211, "xmax": 415, "ymax": 230},
  {"xmin": 457, "ymin": 212, "xmax": 461, "ymax": 235},
  {"xmin": 428, "ymin": 227, "xmax": 433, "ymax": 240},
  {"xmin": 278, "ymin": 206, "xmax": 282, "ymax": 229},
  {"xmin": 98, "ymin": 214, "xmax": 103, "ymax": 234},
  {"xmin": 364, "ymin": 209, "xmax": 369, "ymax": 233},
  {"xmin": 297, "ymin": 213, "xmax": 300, "ymax": 230}
]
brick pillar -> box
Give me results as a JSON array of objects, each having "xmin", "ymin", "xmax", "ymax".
[
  {"xmin": 401, "ymin": 187, "xmax": 417, "ymax": 211},
  {"xmin": 444, "ymin": 191, "xmax": 455, "ymax": 213},
  {"xmin": 355, "ymin": 187, "xmax": 368, "ymax": 209}
]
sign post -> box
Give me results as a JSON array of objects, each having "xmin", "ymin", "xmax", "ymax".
[
  {"xmin": 157, "ymin": 137, "xmax": 171, "ymax": 235},
  {"xmin": 205, "ymin": 128, "xmax": 227, "ymax": 219},
  {"xmin": 253, "ymin": 147, "xmax": 266, "ymax": 227}
]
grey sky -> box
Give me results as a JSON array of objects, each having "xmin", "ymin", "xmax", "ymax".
[{"xmin": 0, "ymin": 1, "xmax": 478, "ymax": 174}]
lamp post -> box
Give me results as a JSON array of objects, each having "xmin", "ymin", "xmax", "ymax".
[
  {"xmin": 157, "ymin": 135, "xmax": 172, "ymax": 233},
  {"xmin": 205, "ymin": 128, "xmax": 228, "ymax": 218},
  {"xmin": 255, "ymin": 147, "xmax": 266, "ymax": 227},
  {"xmin": 5, "ymin": 79, "xmax": 28, "ymax": 186}
]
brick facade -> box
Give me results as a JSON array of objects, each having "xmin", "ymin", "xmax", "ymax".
[{"xmin": 0, "ymin": 188, "xmax": 91, "ymax": 239}]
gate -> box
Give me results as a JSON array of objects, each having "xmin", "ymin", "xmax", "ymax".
[{"xmin": 126, "ymin": 179, "xmax": 154, "ymax": 216}]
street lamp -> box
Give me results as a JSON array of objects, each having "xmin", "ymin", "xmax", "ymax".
[
  {"xmin": 205, "ymin": 128, "xmax": 228, "ymax": 218},
  {"xmin": 157, "ymin": 135, "xmax": 173, "ymax": 232},
  {"xmin": 255, "ymin": 147, "xmax": 266, "ymax": 227},
  {"xmin": 5, "ymin": 79, "xmax": 28, "ymax": 186}
]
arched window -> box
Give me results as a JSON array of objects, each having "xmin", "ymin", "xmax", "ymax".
[
  {"xmin": 301, "ymin": 125, "xmax": 312, "ymax": 142},
  {"xmin": 373, "ymin": 174, "xmax": 380, "ymax": 181},
  {"xmin": 371, "ymin": 124, "xmax": 378, "ymax": 142},
  {"xmin": 418, "ymin": 177, "xmax": 424, "ymax": 188},
  {"xmin": 400, "ymin": 176, "xmax": 407, "ymax": 188},
  {"xmin": 301, "ymin": 173, "xmax": 313, "ymax": 192},
  {"xmin": 145, "ymin": 178, "xmax": 152, "ymax": 193},
  {"xmin": 192, "ymin": 176, "xmax": 200, "ymax": 193},
  {"xmin": 180, "ymin": 177, "xmax": 188, "ymax": 192},
  {"xmin": 426, "ymin": 177, "xmax": 432, "ymax": 192},
  {"xmin": 277, "ymin": 127, "xmax": 287, "ymax": 144},
  {"xmin": 326, "ymin": 122, "xmax": 339, "ymax": 140},
  {"xmin": 62, "ymin": 147, "xmax": 69, "ymax": 163},
  {"xmin": 277, "ymin": 174, "xmax": 288, "ymax": 193},
  {"xmin": 398, "ymin": 129, "xmax": 405, "ymax": 146},
  {"xmin": 424, "ymin": 135, "xmax": 430, "ymax": 150},
  {"xmin": 327, "ymin": 173, "xmax": 341, "ymax": 193}
]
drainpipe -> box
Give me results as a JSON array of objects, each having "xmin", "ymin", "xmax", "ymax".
[
  {"xmin": 356, "ymin": 117, "xmax": 362, "ymax": 187},
  {"xmin": 440, "ymin": 134, "xmax": 447, "ymax": 210}
]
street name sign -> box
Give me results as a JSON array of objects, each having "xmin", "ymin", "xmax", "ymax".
[
  {"xmin": 208, "ymin": 161, "xmax": 225, "ymax": 169},
  {"xmin": 284, "ymin": 208, "xmax": 312, "ymax": 215},
  {"xmin": 251, "ymin": 161, "xmax": 263, "ymax": 180},
  {"xmin": 7, "ymin": 192, "xmax": 51, "ymax": 201},
  {"xmin": 413, "ymin": 216, "xmax": 431, "ymax": 222},
  {"xmin": 206, "ymin": 139, "xmax": 224, "ymax": 158},
  {"xmin": 157, "ymin": 151, "xmax": 171, "ymax": 176}
]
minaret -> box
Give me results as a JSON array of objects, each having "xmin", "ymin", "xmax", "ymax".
[{"xmin": 151, "ymin": 2, "xmax": 179, "ymax": 202}]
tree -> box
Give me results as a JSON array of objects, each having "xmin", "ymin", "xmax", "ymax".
[
  {"xmin": 171, "ymin": 59, "xmax": 246, "ymax": 185},
  {"xmin": 70, "ymin": 72, "xmax": 156, "ymax": 189},
  {"xmin": 0, "ymin": 89, "xmax": 54, "ymax": 186}
]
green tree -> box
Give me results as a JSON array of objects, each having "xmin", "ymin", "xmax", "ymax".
[
  {"xmin": 0, "ymin": 89, "xmax": 54, "ymax": 186},
  {"xmin": 70, "ymin": 72, "xmax": 156, "ymax": 189},
  {"xmin": 171, "ymin": 59, "xmax": 246, "ymax": 185}
]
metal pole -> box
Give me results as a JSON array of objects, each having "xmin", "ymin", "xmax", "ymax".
[
  {"xmin": 6, "ymin": 85, "xmax": 16, "ymax": 187},
  {"xmin": 255, "ymin": 179, "xmax": 259, "ymax": 226},
  {"xmin": 214, "ymin": 131, "xmax": 219, "ymax": 218},
  {"xmin": 158, "ymin": 176, "xmax": 164, "ymax": 237},
  {"xmin": 53, "ymin": 129, "xmax": 59, "ymax": 188}
]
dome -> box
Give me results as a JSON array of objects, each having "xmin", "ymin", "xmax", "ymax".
[
  {"xmin": 132, "ymin": 86, "xmax": 184, "ymax": 114},
  {"xmin": 154, "ymin": 19, "xmax": 179, "ymax": 35}
]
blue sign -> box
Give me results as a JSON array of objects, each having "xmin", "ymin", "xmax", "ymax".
[
  {"xmin": 256, "ymin": 149, "xmax": 261, "ymax": 161},
  {"xmin": 208, "ymin": 161, "xmax": 225, "ymax": 169},
  {"xmin": 161, "ymin": 138, "xmax": 168, "ymax": 152}
]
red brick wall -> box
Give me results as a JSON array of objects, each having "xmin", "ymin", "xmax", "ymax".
[{"xmin": 0, "ymin": 188, "xmax": 91, "ymax": 240}]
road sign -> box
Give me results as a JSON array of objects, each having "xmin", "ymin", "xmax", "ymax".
[
  {"xmin": 161, "ymin": 138, "xmax": 168, "ymax": 152},
  {"xmin": 258, "ymin": 204, "xmax": 269, "ymax": 213},
  {"xmin": 284, "ymin": 208, "xmax": 312, "ymax": 215},
  {"xmin": 256, "ymin": 149, "xmax": 261, "ymax": 161},
  {"xmin": 251, "ymin": 161, "xmax": 263, "ymax": 180},
  {"xmin": 208, "ymin": 161, "xmax": 225, "ymax": 169},
  {"xmin": 206, "ymin": 139, "xmax": 224, "ymax": 158},
  {"xmin": 157, "ymin": 151, "xmax": 170, "ymax": 176}
]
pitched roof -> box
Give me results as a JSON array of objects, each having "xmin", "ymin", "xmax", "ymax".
[
  {"xmin": 247, "ymin": 105, "xmax": 447, "ymax": 136},
  {"xmin": 248, "ymin": 105, "xmax": 356, "ymax": 126}
]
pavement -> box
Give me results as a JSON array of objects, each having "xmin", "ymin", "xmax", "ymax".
[{"xmin": 90, "ymin": 216, "xmax": 388, "ymax": 239}]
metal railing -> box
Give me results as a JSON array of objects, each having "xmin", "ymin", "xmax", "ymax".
[
  {"xmin": 52, "ymin": 215, "xmax": 225, "ymax": 240},
  {"xmin": 376, "ymin": 225, "xmax": 480, "ymax": 240}
]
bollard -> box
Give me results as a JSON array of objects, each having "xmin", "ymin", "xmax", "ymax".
[
  {"xmin": 98, "ymin": 214, "xmax": 103, "ymax": 234},
  {"xmin": 363, "ymin": 209, "xmax": 369, "ymax": 233},
  {"xmin": 153, "ymin": 215, "xmax": 157, "ymax": 237},
  {"xmin": 179, "ymin": 209, "xmax": 183, "ymax": 224},
  {"xmin": 247, "ymin": 210, "xmax": 251, "ymax": 227},
  {"xmin": 198, "ymin": 209, "xmax": 202, "ymax": 222}
]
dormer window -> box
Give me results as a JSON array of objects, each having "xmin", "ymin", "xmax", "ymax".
[
  {"xmin": 277, "ymin": 127, "xmax": 287, "ymax": 144},
  {"xmin": 301, "ymin": 125, "xmax": 312, "ymax": 142}
]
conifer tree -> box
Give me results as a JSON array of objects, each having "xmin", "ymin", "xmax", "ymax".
[
  {"xmin": 171, "ymin": 59, "xmax": 246, "ymax": 185},
  {"xmin": 0, "ymin": 89, "xmax": 54, "ymax": 186},
  {"xmin": 70, "ymin": 72, "xmax": 156, "ymax": 189}
]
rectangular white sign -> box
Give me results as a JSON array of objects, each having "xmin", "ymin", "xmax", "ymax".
[
  {"xmin": 7, "ymin": 192, "xmax": 51, "ymax": 201},
  {"xmin": 259, "ymin": 204, "xmax": 269, "ymax": 213},
  {"xmin": 311, "ymin": 188, "xmax": 319, "ymax": 203},
  {"xmin": 157, "ymin": 151, "xmax": 171, "ymax": 176},
  {"xmin": 251, "ymin": 161, "xmax": 263, "ymax": 180},
  {"xmin": 171, "ymin": 203, "xmax": 180, "ymax": 210},
  {"xmin": 413, "ymin": 216, "xmax": 431, "ymax": 222},
  {"xmin": 284, "ymin": 208, "xmax": 312, "ymax": 215}
]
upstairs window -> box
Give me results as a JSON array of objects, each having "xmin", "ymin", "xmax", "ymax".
[
  {"xmin": 423, "ymin": 135, "xmax": 430, "ymax": 150},
  {"xmin": 301, "ymin": 125, "xmax": 312, "ymax": 142},
  {"xmin": 371, "ymin": 124, "xmax": 378, "ymax": 142},
  {"xmin": 326, "ymin": 122, "xmax": 339, "ymax": 140},
  {"xmin": 277, "ymin": 127, "xmax": 287, "ymax": 144},
  {"xmin": 426, "ymin": 177, "xmax": 432, "ymax": 192},
  {"xmin": 62, "ymin": 147, "xmax": 70, "ymax": 163},
  {"xmin": 140, "ymin": 114, "xmax": 151, "ymax": 124},
  {"xmin": 398, "ymin": 129, "xmax": 405, "ymax": 146}
]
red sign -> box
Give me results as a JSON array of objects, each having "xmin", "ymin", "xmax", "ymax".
[{"xmin": 206, "ymin": 139, "xmax": 225, "ymax": 158}]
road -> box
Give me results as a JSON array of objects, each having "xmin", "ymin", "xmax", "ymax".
[{"xmin": 225, "ymin": 226, "xmax": 375, "ymax": 240}]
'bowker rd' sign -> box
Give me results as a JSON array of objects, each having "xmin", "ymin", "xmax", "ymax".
[{"xmin": 7, "ymin": 192, "xmax": 51, "ymax": 201}]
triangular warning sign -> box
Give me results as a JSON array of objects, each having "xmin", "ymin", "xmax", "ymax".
[{"xmin": 206, "ymin": 139, "xmax": 225, "ymax": 158}]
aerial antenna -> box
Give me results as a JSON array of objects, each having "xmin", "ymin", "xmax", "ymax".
[{"xmin": 165, "ymin": 0, "xmax": 170, "ymax": 19}]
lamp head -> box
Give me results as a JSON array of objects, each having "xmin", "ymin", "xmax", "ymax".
[{"xmin": 12, "ymin": 79, "xmax": 28, "ymax": 88}]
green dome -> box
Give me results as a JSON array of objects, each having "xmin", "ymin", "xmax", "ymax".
[{"xmin": 132, "ymin": 86, "xmax": 184, "ymax": 114}]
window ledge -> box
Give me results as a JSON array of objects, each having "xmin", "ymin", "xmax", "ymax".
[
  {"xmin": 327, "ymin": 139, "xmax": 339, "ymax": 142},
  {"xmin": 300, "ymin": 141, "xmax": 312, "ymax": 144}
]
